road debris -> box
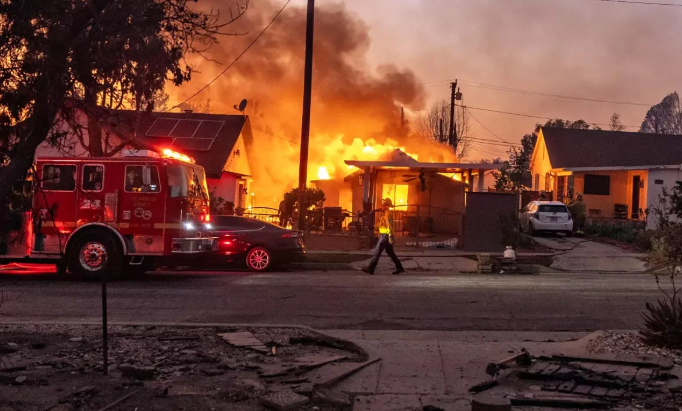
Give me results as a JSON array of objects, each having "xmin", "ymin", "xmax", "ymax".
[
  {"xmin": 259, "ymin": 390, "xmax": 309, "ymax": 410},
  {"xmin": 219, "ymin": 331, "xmax": 270, "ymax": 354},
  {"xmin": 0, "ymin": 323, "xmax": 365, "ymax": 411}
]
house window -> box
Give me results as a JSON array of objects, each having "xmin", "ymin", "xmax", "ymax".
[
  {"xmin": 42, "ymin": 164, "xmax": 76, "ymax": 191},
  {"xmin": 382, "ymin": 184, "xmax": 408, "ymax": 209},
  {"xmin": 534, "ymin": 174, "xmax": 540, "ymax": 191},
  {"xmin": 584, "ymin": 174, "xmax": 610, "ymax": 195},
  {"xmin": 544, "ymin": 173, "xmax": 550, "ymax": 192},
  {"xmin": 82, "ymin": 165, "xmax": 104, "ymax": 192},
  {"xmin": 124, "ymin": 165, "xmax": 160, "ymax": 193}
]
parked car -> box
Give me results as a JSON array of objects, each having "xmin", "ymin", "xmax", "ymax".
[
  {"xmin": 206, "ymin": 216, "xmax": 306, "ymax": 271},
  {"xmin": 519, "ymin": 201, "xmax": 573, "ymax": 236}
]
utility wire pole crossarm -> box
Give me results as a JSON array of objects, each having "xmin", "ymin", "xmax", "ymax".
[{"xmin": 297, "ymin": 0, "xmax": 316, "ymax": 231}]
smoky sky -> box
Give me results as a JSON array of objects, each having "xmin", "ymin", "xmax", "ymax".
[
  {"xmin": 176, "ymin": 0, "xmax": 682, "ymax": 161},
  {"xmin": 340, "ymin": 0, "xmax": 682, "ymax": 158}
]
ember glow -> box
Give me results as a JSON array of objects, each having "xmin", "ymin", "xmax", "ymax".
[{"xmin": 171, "ymin": 1, "xmax": 457, "ymax": 207}]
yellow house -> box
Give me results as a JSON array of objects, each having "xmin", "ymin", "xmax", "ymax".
[{"xmin": 530, "ymin": 127, "xmax": 682, "ymax": 227}]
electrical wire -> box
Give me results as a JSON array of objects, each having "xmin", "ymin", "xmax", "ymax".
[
  {"xmin": 460, "ymin": 104, "xmax": 640, "ymax": 128},
  {"xmin": 423, "ymin": 78, "xmax": 652, "ymax": 107},
  {"xmin": 572, "ymin": 0, "xmax": 682, "ymax": 6},
  {"xmin": 169, "ymin": 0, "xmax": 293, "ymax": 112},
  {"xmin": 465, "ymin": 107, "xmax": 521, "ymax": 146}
]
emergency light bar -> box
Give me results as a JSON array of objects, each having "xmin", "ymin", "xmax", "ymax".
[
  {"xmin": 123, "ymin": 149, "xmax": 160, "ymax": 158},
  {"xmin": 162, "ymin": 149, "xmax": 195, "ymax": 164}
]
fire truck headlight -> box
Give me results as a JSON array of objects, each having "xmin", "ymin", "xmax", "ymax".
[
  {"xmin": 184, "ymin": 222, "xmax": 195, "ymax": 230},
  {"xmin": 205, "ymin": 223, "xmax": 214, "ymax": 230}
]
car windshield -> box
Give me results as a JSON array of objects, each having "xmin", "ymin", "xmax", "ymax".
[{"xmin": 538, "ymin": 205, "xmax": 568, "ymax": 213}]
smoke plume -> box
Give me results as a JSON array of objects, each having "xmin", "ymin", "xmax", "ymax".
[{"xmin": 172, "ymin": 0, "xmax": 456, "ymax": 208}]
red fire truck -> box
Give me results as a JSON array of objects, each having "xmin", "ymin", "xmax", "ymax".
[{"xmin": 0, "ymin": 150, "xmax": 218, "ymax": 280}]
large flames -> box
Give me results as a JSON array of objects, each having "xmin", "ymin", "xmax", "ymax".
[
  {"xmin": 168, "ymin": 1, "xmax": 459, "ymax": 209},
  {"xmin": 312, "ymin": 136, "xmax": 424, "ymax": 182}
]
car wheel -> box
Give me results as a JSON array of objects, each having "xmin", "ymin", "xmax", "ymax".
[
  {"xmin": 246, "ymin": 247, "xmax": 271, "ymax": 272},
  {"xmin": 564, "ymin": 230, "xmax": 573, "ymax": 238},
  {"xmin": 67, "ymin": 230, "xmax": 123, "ymax": 281}
]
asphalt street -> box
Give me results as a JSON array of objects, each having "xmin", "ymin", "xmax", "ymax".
[{"xmin": 0, "ymin": 269, "xmax": 662, "ymax": 331}]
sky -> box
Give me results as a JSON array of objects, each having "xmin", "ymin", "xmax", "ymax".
[
  {"xmin": 326, "ymin": 0, "xmax": 682, "ymax": 159},
  {"xmin": 177, "ymin": 0, "xmax": 682, "ymax": 161}
]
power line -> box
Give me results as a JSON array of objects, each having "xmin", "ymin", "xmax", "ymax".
[
  {"xmin": 574, "ymin": 0, "xmax": 682, "ymax": 6},
  {"xmin": 169, "ymin": 0, "xmax": 292, "ymax": 112},
  {"xmin": 424, "ymin": 78, "xmax": 651, "ymax": 107},
  {"xmin": 465, "ymin": 107, "xmax": 519, "ymax": 145},
  {"xmin": 461, "ymin": 104, "xmax": 640, "ymax": 128}
]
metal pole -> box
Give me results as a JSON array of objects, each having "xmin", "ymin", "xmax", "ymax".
[
  {"xmin": 102, "ymin": 274, "xmax": 108, "ymax": 375},
  {"xmin": 297, "ymin": 0, "xmax": 316, "ymax": 231}
]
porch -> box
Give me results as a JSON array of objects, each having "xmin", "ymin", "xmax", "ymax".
[{"xmin": 549, "ymin": 169, "xmax": 648, "ymax": 221}]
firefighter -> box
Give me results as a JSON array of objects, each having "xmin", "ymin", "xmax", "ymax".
[
  {"xmin": 569, "ymin": 193, "xmax": 587, "ymax": 235},
  {"xmin": 362, "ymin": 198, "xmax": 405, "ymax": 275}
]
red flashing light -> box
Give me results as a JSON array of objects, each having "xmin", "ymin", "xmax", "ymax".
[{"xmin": 222, "ymin": 240, "xmax": 232, "ymax": 246}]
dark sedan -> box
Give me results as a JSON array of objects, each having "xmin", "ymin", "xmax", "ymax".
[{"xmin": 207, "ymin": 216, "xmax": 305, "ymax": 271}]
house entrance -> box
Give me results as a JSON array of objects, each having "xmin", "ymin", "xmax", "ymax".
[{"xmin": 631, "ymin": 176, "xmax": 641, "ymax": 219}]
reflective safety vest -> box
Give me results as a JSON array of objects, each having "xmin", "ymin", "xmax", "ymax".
[{"xmin": 378, "ymin": 211, "xmax": 394, "ymax": 235}]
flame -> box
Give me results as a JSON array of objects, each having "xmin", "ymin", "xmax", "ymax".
[
  {"xmin": 317, "ymin": 166, "xmax": 331, "ymax": 180},
  {"xmin": 309, "ymin": 136, "xmax": 426, "ymax": 181}
]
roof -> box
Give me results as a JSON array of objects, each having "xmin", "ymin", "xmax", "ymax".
[
  {"xmin": 541, "ymin": 128, "xmax": 682, "ymax": 170},
  {"xmin": 344, "ymin": 160, "xmax": 504, "ymax": 172},
  {"xmin": 108, "ymin": 111, "xmax": 250, "ymax": 178}
]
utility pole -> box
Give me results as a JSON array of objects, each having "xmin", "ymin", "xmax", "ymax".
[
  {"xmin": 448, "ymin": 80, "xmax": 458, "ymax": 150},
  {"xmin": 297, "ymin": 0, "xmax": 316, "ymax": 231}
]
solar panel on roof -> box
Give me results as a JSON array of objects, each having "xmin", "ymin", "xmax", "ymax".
[
  {"xmin": 194, "ymin": 120, "xmax": 224, "ymax": 140},
  {"xmin": 170, "ymin": 120, "xmax": 202, "ymax": 138},
  {"xmin": 171, "ymin": 138, "xmax": 214, "ymax": 151},
  {"xmin": 146, "ymin": 118, "xmax": 179, "ymax": 137}
]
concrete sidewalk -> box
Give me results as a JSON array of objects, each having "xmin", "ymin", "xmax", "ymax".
[
  {"xmin": 533, "ymin": 237, "xmax": 648, "ymax": 273},
  {"xmin": 322, "ymin": 330, "xmax": 594, "ymax": 411}
]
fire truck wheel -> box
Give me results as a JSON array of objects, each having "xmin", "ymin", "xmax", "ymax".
[
  {"xmin": 246, "ymin": 247, "xmax": 271, "ymax": 272},
  {"xmin": 67, "ymin": 230, "xmax": 123, "ymax": 281}
]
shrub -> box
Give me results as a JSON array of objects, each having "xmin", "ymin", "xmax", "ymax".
[
  {"xmin": 641, "ymin": 298, "xmax": 682, "ymax": 348},
  {"xmin": 641, "ymin": 205, "xmax": 682, "ymax": 348},
  {"xmin": 584, "ymin": 221, "xmax": 648, "ymax": 248}
]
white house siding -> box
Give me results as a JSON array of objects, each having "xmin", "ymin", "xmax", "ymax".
[{"xmin": 647, "ymin": 167, "xmax": 682, "ymax": 229}]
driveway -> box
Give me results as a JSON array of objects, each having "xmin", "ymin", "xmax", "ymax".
[{"xmin": 532, "ymin": 236, "xmax": 648, "ymax": 273}]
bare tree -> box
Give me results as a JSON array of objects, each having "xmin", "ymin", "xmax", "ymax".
[
  {"xmin": 416, "ymin": 100, "xmax": 472, "ymax": 159},
  {"xmin": 609, "ymin": 112, "xmax": 626, "ymax": 131}
]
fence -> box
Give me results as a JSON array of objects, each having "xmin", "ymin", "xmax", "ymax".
[{"xmin": 374, "ymin": 205, "xmax": 463, "ymax": 249}]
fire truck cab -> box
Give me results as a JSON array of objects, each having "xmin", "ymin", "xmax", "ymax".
[{"xmin": 4, "ymin": 150, "xmax": 217, "ymax": 280}]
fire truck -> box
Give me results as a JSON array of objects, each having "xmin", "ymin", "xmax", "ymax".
[{"xmin": 0, "ymin": 149, "xmax": 218, "ymax": 280}]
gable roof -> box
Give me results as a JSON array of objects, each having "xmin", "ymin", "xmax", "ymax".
[
  {"xmin": 109, "ymin": 111, "xmax": 250, "ymax": 178},
  {"xmin": 541, "ymin": 128, "xmax": 682, "ymax": 170}
]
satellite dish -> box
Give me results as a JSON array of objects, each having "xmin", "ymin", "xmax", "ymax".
[{"xmin": 234, "ymin": 99, "xmax": 248, "ymax": 114}]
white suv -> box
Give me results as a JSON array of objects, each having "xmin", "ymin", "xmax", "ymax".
[{"xmin": 519, "ymin": 201, "xmax": 573, "ymax": 237}]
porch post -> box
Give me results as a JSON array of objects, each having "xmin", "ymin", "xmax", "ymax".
[
  {"xmin": 478, "ymin": 169, "xmax": 485, "ymax": 192},
  {"xmin": 468, "ymin": 169, "xmax": 473, "ymax": 192},
  {"xmin": 362, "ymin": 167, "xmax": 371, "ymax": 203}
]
